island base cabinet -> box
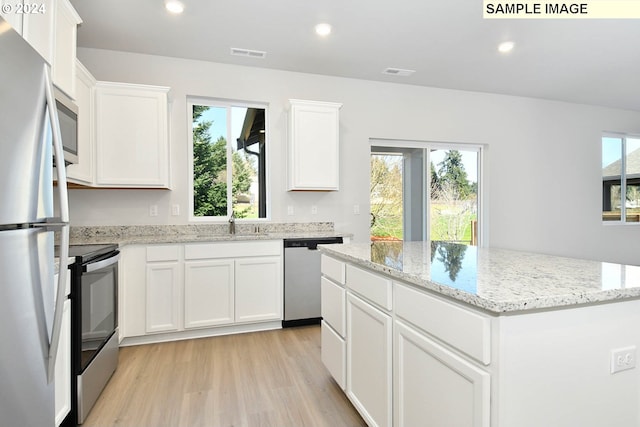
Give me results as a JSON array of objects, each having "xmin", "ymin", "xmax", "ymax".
[
  {"xmin": 321, "ymin": 320, "xmax": 346, "ymax": 389},
  {"xmin": 394, "ymin": 320, "xmax": 490, "ymax": 427},
  {"xmin": 346, "ymin": 293, "xmax": 392, "ymax": 427}
]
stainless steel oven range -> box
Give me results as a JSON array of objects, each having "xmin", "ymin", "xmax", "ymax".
[{"xmin": 67, "ymin": 244, "xmax": 120, "ymax": 424}]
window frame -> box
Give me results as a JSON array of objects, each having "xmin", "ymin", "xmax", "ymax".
[
  {"xmin": 370, "ymin": 138, "xmax": 485, "ymax": 245},
  {"xmin": 187, "ymin": 96, "xmax": 270, "ymax": 222},
  {"xmin": 602, "ymin": 132, "xmax": 640, "ymax": 225}
]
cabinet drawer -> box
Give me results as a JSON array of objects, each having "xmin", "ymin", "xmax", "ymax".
[
  {"xmin": 146, "ymin": 245, "xmax": 179, "ymax": 262},
  {"xmin": 321, "ymin": 320, "xmax": 346, "ymax": 390},
  {"xmin": 321, "ymin": 255, "xmax": 345, "ymax": 284},
  {"xmin": 395, "ymin": 284, "xmax": 491, "ymax": 365},
  {"xmin": 185, "ymin": 240, "xmax": 281, "ymax": 260},
  {"xmin": 346, "ymin": 265, "xmax": 392, "ymax": 311},
  {"xmin": 321, "ymin": 277, "xmax": 345, "ymax": 336}
]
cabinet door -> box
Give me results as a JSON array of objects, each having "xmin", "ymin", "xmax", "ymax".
[
  {"xmin": 321, "ymin": 276, "xmax": 345, "ymax": 336},
  {"xmin": 394, "ymin": 320, "xmax": 490, "ymax": 427},
  {"xmin": 184, "ymin": 259, "xmax": 234, "ymax": 329},
  {"xmin": 67, "ymin": 60, "xmax": 95, "ymax": 185},
  {"xmin": 346, "ymin": 293, "xmax": 392, "ymax": 427},
  {"xmin": 51, "ymin": 0, "xmax": 81, "ymax": 98},
  {"xmin": 95, "ymin": 82, "xmax": 170, "ymax": 188},
  {"xmin": 235, "ymin": 256, "xmax": 282, "ymax": 323},
  {"xmin": 21, "ymin": 0, "xmax": 53, "ymax": 65},
  {"xmin": 54, "ymin": 298, "xmax": 71, "ymax": 427},
  {"xmin": 146, "ymin": 262, "xmax": 180, "ymax": 333},
  {"xmin": 288, "ymin": 99, "xmax": 341, "ymax": 190},
  {"xmin": 321, "ymin": 319, "xmax": 346, "ymax": 390}
]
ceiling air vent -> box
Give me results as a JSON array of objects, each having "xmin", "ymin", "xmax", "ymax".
[
  {"xmin": 382, "ymin": 68, "xmax": 415, "ymax": 77},
  {"xmin": 230, "ymin": 48, "xmax": 267, "ymax": 59}
]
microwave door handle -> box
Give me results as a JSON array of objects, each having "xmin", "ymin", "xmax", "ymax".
[
  {"xmin": 44, "ymin": 64, "xmax": 69, "ymax": 223},
  {"xmin": 46, "ymin": 225, "xmax": 69, "ymax": 384},
  {"xmin": 85, "ymin": 252, "xmax": 121, "ymax": 273}
]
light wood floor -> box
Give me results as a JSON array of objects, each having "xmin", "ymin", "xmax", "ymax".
[{"xmin": 83, "ymin": 325, "xmax": 366, "ymax": 427}]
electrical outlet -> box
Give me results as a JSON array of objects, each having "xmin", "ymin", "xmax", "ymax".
[
  {"xmin": 611, "ymin": 346, "xmax": 636, "ymax": 374},
  {"xmin": 149, "ymin": 204, "xmax": 158, "ymax": 217},
  {"xmin": 311, "ymin": 205, "xmax": 318, "ymax": 215},
  {"xmin": 171, "ymin": 204, "xmax": 180, "ymax": 216},
  {"xmin": 353, "ymin": 204, "xmax": 360, "ymax": 215},
  {"xmin": 287, "ymin": 205, "xmax": 294, "ymax": 215}
]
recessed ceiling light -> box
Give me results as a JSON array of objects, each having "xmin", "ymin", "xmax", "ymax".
[
  {"xmin": 498, "ymin": 41, "xmax": 515, "ymax": 53},
  {"xmin": 165, "ymin": 0, "xmax": 184, "ymax": 14},
  {"xmin": 315, "ymin": 23, "xmax": 332, "ymax": 37}
]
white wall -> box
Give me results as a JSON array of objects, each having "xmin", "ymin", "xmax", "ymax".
[{"xmin": 73, "ymin": 47, "xmax": 640, "ymax": 265}]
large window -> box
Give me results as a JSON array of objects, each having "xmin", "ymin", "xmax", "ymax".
[
  {"xmin": 602, "ymin": 134, "xmax": 640, "ymax": 223},
  {"xmin": 188, "ymin": 98, "xmax": 268, "ymax": 220},
  {"xmin": 370, "ymin": 141, "xmax": 481, "ymax": 245}
]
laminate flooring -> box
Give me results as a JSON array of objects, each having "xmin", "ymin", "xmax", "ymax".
[{"xmin": 82, "ymin": 325, "xmax": 366, "ymax": 427}]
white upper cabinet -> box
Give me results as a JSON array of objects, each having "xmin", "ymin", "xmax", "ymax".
[
  {"xmin": 95, "ymin": 82, "xmax": 171, "ymax": 188},
  {"xmin": 288, "ymin": 99, "xmax": 342, "ymax": 191},
  {"xmin": 21, "ymin": 0, "xmax": 54, "ymax": 64},
  {"xmin": 66, "ymin": 60, "xmax": 95, "ymax": 185},
  {"xmin": 52, "ymin": 0, "xmax": 81, "ymax": 98},
  {"xmin": 20, "ymin": 0, "xmax": 81, "ymax": 98}
]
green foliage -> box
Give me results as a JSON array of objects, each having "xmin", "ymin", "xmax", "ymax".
[
  {"xmin": 432, "ymin": 150, "xmax": 473, "ymax": 200},
  {"xmin": 231, "ymin": 151, "xmax": 254, "ymax": 218},
  {"xmin": 192, "ymin": 105, "xmax": 256, "ymax": 218},
  {"xmin": 370, "ymin": 155, "xmax": 403, "ymax": 240}
]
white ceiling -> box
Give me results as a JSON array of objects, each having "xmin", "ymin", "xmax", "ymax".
[{"xmin": 70, "ymin": 0, "xmax": 640, "ymax": 111}]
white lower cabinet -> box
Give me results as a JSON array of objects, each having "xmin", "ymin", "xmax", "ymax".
[
  {"xmin": 235, "ymin": 257, "xmax": 282, "ymax": 323},
  {"xmin": 346, "ymin": 293, "xmax": 392, "ymax": 427},
  {"xmin": 394, "ymin": 320, "xmax": 490, "ymax": 427},
  {"xmin": 321, "ymin": 319, "xmax": 346, "ymax": 389},
  {"xmin": 146, "ymin": 261, "xmax": 180, "ymax": 333},
  {"xmin": 321, "ymin": 254, "xmax": 492, "ymax": 427},
  {"xmin": 120, "ymin": 241, "xmax": 282, "ymax": 344},
  {"xmin": 184, "ymin": 259, "xmax": 234, "ymax": 328}
]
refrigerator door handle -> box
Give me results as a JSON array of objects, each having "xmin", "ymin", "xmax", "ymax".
[
  {"xmin": 43, "ymin": 65, "xmax": 70, "ymax": 384},
  {"xmin": 46, "ymin": 225, "xmax": 69, "ymax": 384}
]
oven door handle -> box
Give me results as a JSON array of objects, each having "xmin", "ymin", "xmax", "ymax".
[{"xmin": 85, "ymin": 252, "xmax": 120, "ymax": 273}]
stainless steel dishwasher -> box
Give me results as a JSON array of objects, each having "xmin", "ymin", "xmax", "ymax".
[{"xmin": 283, "ymin": 237, "xmax": 343, "ymax": 327}]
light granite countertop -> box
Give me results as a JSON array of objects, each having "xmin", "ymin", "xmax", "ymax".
[
  {"xmin": 318, "ymin": 241, "xmax": 640, "ymax": 314},
  {"xmin": 65, "ymin": 223, "xmax": 351, "ymax": 246}
]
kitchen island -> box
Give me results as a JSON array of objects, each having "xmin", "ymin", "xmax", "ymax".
[{"xmin": 319, "ymin": 241, "xmax": 640, "ymax": 427}]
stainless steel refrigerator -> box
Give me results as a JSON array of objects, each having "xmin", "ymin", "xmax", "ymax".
[{"xmin": 0, "ymin": 17, "xmax": 70, "ymax": 427}]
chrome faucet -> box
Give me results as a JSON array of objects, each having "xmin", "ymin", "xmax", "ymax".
[{"xmin": 228, "ymin": 213, "xmax": 236, "ymax": 234}]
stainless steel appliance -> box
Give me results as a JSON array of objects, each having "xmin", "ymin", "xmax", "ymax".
[
  {"xmin": 283, "ymin": 237, "xmax": 343, "ymax": 327},
  {"xmin": 0, "ymin": 17, "xmax": 71, "ymax": 427},
  {"xmin": 54, "ymin": 88, "xmax": 78, "ymax": 165},
  {"xmin": 67, "ymin": 244, "xmax": 120, "ymax": 424}
]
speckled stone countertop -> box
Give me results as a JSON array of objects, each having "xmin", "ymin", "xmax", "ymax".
[
  {"xmin": 318, "ymin": 241, "xmax": 640, "ymax": 314},
  {"xmin": 67, "ymin": 222, "xmax": 350, "ymax": 246}
]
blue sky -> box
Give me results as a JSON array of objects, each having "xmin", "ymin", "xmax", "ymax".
[{"xmin": 199, "ymin": 106, "xmax": 247, "ymax": 145}]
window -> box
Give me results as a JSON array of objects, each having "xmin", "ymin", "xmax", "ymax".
[
  {"xmin": 188, "ymin": 98, "xmax": 268, "ymax": 219},
  {"xmin": 370, "ymin": 141, "xmax": 481, "ymax": 245},
  {"xmin": 602, "ymin": 134, "xmax": 640, "ymax": 223}
]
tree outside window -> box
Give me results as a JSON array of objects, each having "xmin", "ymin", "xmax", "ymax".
[{"xmin": 190, "ymin": 100, "xmax": 267, "ymax": 219}]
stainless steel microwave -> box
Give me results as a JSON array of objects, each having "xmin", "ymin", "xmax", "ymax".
[{"xmin": 54, "ymin": 88, "xmax": 78, "ymax": 165}]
